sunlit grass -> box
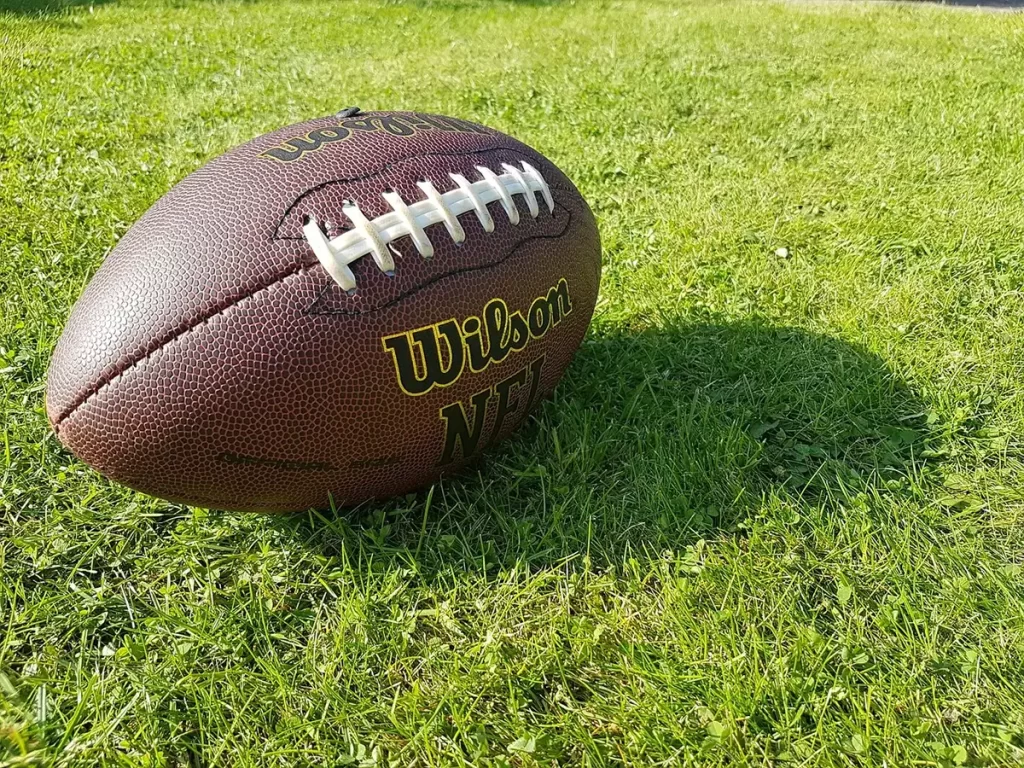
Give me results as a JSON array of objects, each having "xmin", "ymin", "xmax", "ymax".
[{"xmin": 2, "ymin": 0, "xmax": 1024, "ymax": 765}]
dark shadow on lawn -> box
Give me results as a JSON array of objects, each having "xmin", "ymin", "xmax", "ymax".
[
  {"xmin": 0, "ymin": 0, "xmax": 110, "ymax": 14},
  {"xmin": 274, "ymin": 319, "xmax": 933, "ymax": 574},
  {"xmin": 812, "ymin": 0, "xmax": 1023, "ymax": 9},
  {"xmin": 405, "ymin": 0, "xmax": 565, "ymax": 7},
  {"xmin": 893, "ymin": 0, "xmax": 1022, "ymax": 8},
  {"xmin": 1, "ymin": 0, "xmax": 561, "ymax": 15}
]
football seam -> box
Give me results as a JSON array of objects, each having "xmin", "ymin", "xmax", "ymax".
[
  {"xmin": 52, "ymin": 201, "xmax": 578, "ymax": 430},
  {"xmin": 272, "ymin": 146, "xmax": 576, "ymax": 240},
  {"xmin": 51, "ymin": 261, "xmax": 311, "ymax": 432},
  {"xmin": 305, "ymin": 204, "xmax": 573, "ymax": 315}
]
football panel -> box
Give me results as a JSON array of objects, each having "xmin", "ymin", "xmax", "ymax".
[
  {"xmin": 45, "ymin": 139, "xmax": 568, "ymax": 426},
  {"xmin": 54, "ymin": 195, "xmax": 600, "ymax": 512}
]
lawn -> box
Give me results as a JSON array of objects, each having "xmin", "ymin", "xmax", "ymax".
[{"xmin": 2, "ymin": 0, "xmax": 1024, "ymax": 765}]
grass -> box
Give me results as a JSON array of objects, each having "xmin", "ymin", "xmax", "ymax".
[{"xmin": 2, "ymin": 0, "xmax": 1024, "ymax": 764}]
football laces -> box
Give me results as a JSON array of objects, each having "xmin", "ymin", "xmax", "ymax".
[{"xmin": 303, "ymin": 161, "xmax": 554, "ymax": 292}]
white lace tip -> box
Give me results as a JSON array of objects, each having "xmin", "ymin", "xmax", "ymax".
[
  {"xmin": 383, "ymin": 189, "xmax": 434, "ymax": 259},
  {"xmin": 303, "ymin": 214, "xmax": 357, "ymax": 291},
  {"xmin": 450, "ymin": 172, "xmax": 495, "ymax": 233},
  {"xmin": 343, "ymin": 201, "xmax": 395, "ymax": 274},
  {"xmin": 476, "ymin": 165, "xmax": 519, "ymax": 226},
  {"xmin": 501, "ymin": 162, "xmax": 539, "ymax": 218},
  {"xmin": 418, "ymin": 180, "xmax": 466, "ymax": 243},
  {"xmin": 521, "ymin": 161, "xmax": 555, "ymax": 214}
]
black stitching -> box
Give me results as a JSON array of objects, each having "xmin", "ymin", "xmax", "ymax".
[
  {"xmin": 304, "ymin": 204, "xmax": 573, "ymax": 316},
  {"xmin": 54, "ymin": 262, "xmax": 312, "ymax": 428},
  {"xmin": 272, "ymin": 146, "xmax": 573, "ymax": 240}
]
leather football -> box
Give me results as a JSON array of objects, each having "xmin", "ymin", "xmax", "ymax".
[{"xmin": 46, "ymin": 109, "xmax": 602, "ymax": 512}]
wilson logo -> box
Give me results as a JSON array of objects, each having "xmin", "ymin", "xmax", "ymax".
[
  {"xmin": 259, "ymin": 113, "xmax": 492, "ymax": 163},
  {"xmin": 382, "ymin": 279, "xmax": 573, "ymax": 397}
]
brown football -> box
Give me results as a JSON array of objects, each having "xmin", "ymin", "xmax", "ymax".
[{"xmin": 45, "ymin": 109, "xmax": 602, "ymax": 512}]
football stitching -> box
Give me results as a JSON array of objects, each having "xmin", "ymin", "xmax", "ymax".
[
  {"xmin": 53, "ymin": 200, "xmax": 576, "ymax": 430},
  {"xmin": 306, "ymin": 204, "xmax": 573, "ymax": 316},
  {"xmin": 52, "ymin": 262, "xmax": 312, "ymax": 431},
  {"xmin": 272, "ymin": 146, "xmax": 575, "ymax": 240},
  {"xmin": 303, "ymin": 161, "xmax": 555, "ymax": 291}
]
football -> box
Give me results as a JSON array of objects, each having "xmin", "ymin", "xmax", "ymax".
[{"xmin": 46, "ymin": 109, "xmax": 602, "ymax": 512}]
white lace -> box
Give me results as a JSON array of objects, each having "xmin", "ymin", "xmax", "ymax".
[{"xmin": 302, "ymin": 161, "xmax": 554, "ymax": 291}]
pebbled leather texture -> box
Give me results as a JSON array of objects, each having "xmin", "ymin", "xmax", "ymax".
[{"xmin": 46, "ymin": 110, "xmax": 601, "ymax": 512}]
